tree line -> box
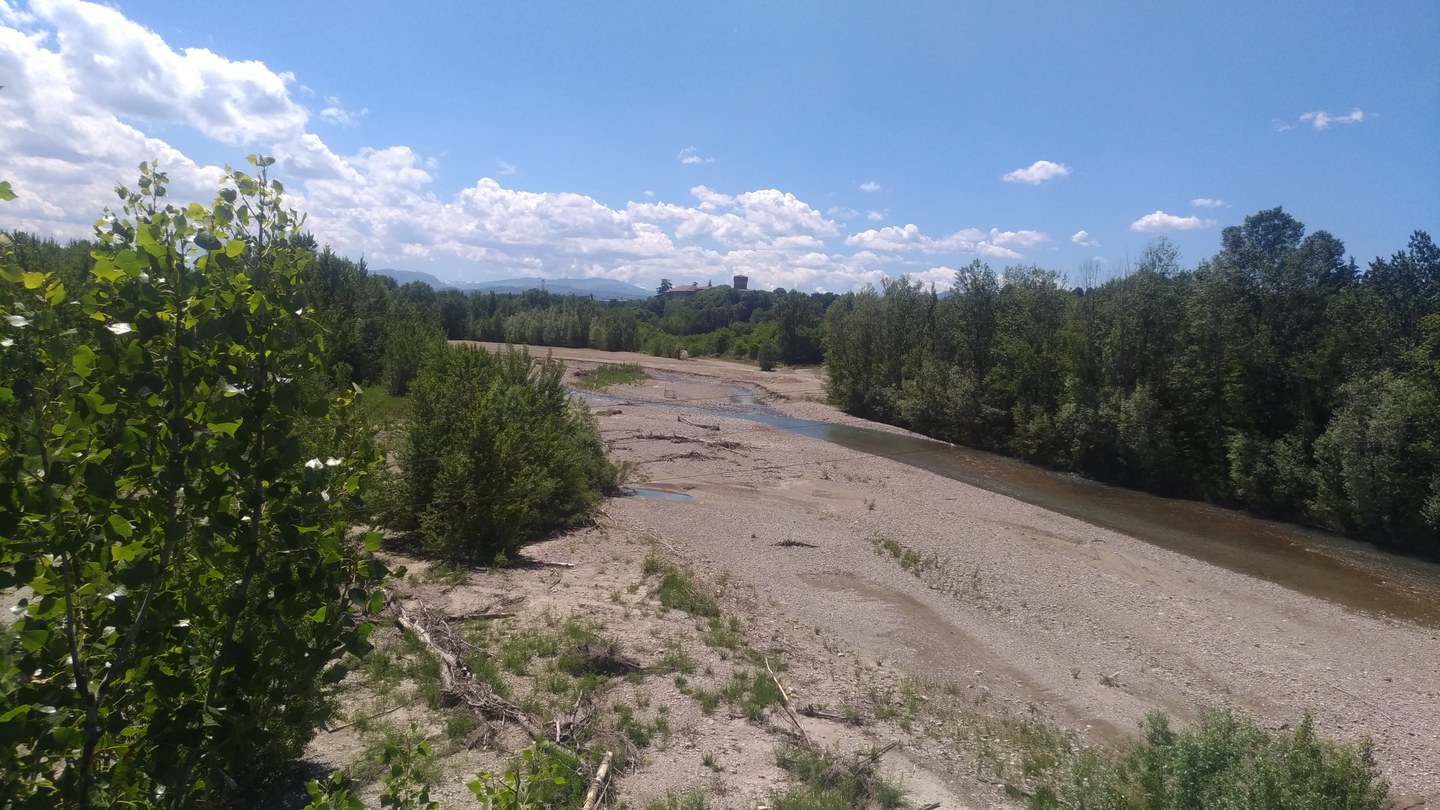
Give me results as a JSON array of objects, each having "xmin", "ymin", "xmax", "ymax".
[{"xmin": 824, "ymin": 210, "xmax": 1440, "ymax": 560}]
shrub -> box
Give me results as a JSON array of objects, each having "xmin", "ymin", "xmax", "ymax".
[
  {"xmin": 1037, "ymin": 708, "xmax": 1389, "ymax": 810},
  {"xmin": 386, "ymin": 345, "xmax": 618, "ymax": 563},
  {"xmin": 758, "ymin": 341, "xmax": 780, "ymax": 371},
  {"xmin": 0, "ymin": 160, "xmax": 390, "ymax": 804}
]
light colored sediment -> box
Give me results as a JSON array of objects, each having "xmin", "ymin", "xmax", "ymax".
[{"xmin": 522, "ymin": 344, "xmax": 1439, "ymax": 806}]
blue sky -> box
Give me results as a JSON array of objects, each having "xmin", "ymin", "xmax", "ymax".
[{"xmin": 1, "ymin": 0, "xmax": 1436, "ymax": 291}]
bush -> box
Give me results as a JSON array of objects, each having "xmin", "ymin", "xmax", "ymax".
[
  {"xmin": 386, "ymin": 345, "xmax": 618, "ymax": 563},
  {"xmin": 0, "ymin": 160, "xmax": 390, "ymax": 804},
  {"xmin": 758, "ymin": 341, "xmax": 780, "ymax": 371},
  {"xmin": 1037, "ymin": 708, "xmax": 1389, "ymax": 810}
]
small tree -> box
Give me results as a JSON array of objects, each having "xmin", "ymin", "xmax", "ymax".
[
  {"xmin": 386, "ymin": 345, "xmax": 617, "ymax": 564},
  {"xmin": 757, "ymin": 340, "xmax": 780, "ymax": 371},
  {"xmin": 0, "ymin": 160, "xmax": 389, "ymax": 805}
]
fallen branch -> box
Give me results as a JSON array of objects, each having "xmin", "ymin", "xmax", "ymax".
[
  {"xmin": 635, "ymin": 432, "xmax": 745, "ymax": 450},
  {"xmin": 765, "ymin": 656, "xmax": 811, "ymax": 747},
  {"xmin": 444, "ymin": 611, "xmax": 517, "ymax": 622},
  {"xmin": 855, "ymin": 740, "xmax": 899, "ymax": 768},
  {"xmin": 773, "ymin": 538, "xmax": 819, "ymax": 549},
  {"xmin": 648, "ymin": 450, "xmax": 715, "ymax": 464},
  {"xmin": 393, "ymin": 600, "xmax": 540, "ymax": 739},
  {"xmin": 530, "ymin": 559, "xmax": 576, "ymax": 569},
  {"xmin": 580, "ymin": 750, "xmax": 614, "ymax": 810},
  {"xmin": 324, "ymin": 703, "xmax": 403, "ymax": 733},
  {"xmin": 678, "ymin": 415, "xmax": 720, "ymax": 431}
]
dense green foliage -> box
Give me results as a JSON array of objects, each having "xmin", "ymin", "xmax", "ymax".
[
  {"xmin": 382, "ymin": 345, "xmax": 618, "ymax": 564},
  {"xmin": 1036, "ymin": 709, "xmax": 1388, "ymax": 809},
  {"xmin": 825, "ymin": 212, "xmax": 1440, "ymax": 558},
  {"xmin": 0, "ymin": 161, "xmax": 390, "ymax": 805}
]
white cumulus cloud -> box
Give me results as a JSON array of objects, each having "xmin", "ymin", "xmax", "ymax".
[
  {"xmin": 677, "ymin": 146, "xmax": 713, "ymax": 165},
  {"xmin": 1130, "ymin": 211, "xmax": 1216, "ymax": 233},
  {"xmin": 844, "ymin": 223, "xmax": 1046, "ymax": 259},
  {"xmin": 0, "ymin": 0, "xmax": 1006, "ymax": 294},
  {"xmin": 1002, "ymin": 160, "xmax": 1070, "ymax": 185},
  {"xmin": 1190, "ymin": 197, "xmax": 1227, "ymax": 208},
  {"xmin": 319, "ymin": 97, "xmax": 367, "ymax": 127},
  {"xmin": 866, "ymin": 210, "xmax": 884, "ymax": 222},
  {"xmin": 1071, "ymin": 230, "xmax": 1100, "ymax": 247},
  {"xmin": 1299, "ymin": 108, "xmax": 1366, "ymax": 130},
  {"xmin": 859, "ymin": 181, "xmax": 881, "ymax": 193}
]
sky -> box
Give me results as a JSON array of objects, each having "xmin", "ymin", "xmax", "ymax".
[{"xmin": 1, "ymin": 0, "xmax": 1436, "ymax": 293}]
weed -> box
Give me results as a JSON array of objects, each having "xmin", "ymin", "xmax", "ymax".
[
  {"xmin": 772, "ymin": 744, "xmax": 906, "ymax": 810},
  {"xmin": 701, "ymin": 616, "xmax": 745, "ymax": 650},
  {"xmin": 659, "ymin": 643, "xmax": 696, "ymax": 674},
  {"xmin": 691, "ymin": 688, "xmax": 721, "ymax": 715},
  {"xmin": 721, "ymin": 669, "xmax": 783, "ymax": 721},
  {"xmin": 642, "ymin": 790, "xmax": 710, "ymax": 810},
  {"xmin": 702, "ymin": 752, "xmax": 723, "ymax": 772},
  {"xmin": 659, "ymin": 571, "xmax": 719, "ymax": 616}
]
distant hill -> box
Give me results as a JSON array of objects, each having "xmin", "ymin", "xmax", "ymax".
[
  {"xmin": 374, "ymin": 268, "xmax": 450, "ymax": 288},
  {"xmin": 372, "ymin": 269, "xmax": 652, "ymax": 300}
]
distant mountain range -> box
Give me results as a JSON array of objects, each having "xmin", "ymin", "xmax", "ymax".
[{"xmin": 372, "ymin": 269, "xmax": 653, "ymax": 300}]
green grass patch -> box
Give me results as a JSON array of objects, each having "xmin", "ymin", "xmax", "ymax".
[
  {"xmin": 643, "ymin": 553, "xmax": 721, "ymax": 617},
  {"xmin": 358, "ymin": 386, "xmax": 410, "ymax": 424},
  {"xmin": 572, "ymin": 362, "xmax": 649, "ymax": 390}
]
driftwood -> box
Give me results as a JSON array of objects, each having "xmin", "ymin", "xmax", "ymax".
[
  {"xmin": 580, "ymin": 750, "xmax": 614, "ymax": 810},
  {"xmin": 677, "ymin": 415, "xmax": 720, "ymax": 431},
  {"xmin": 765, "ymin": 657, "xmax": 811, "ymax": 746},
  {"xmin": 649, "ymin": 450, "xmax": 715, "ymax": 464},
  {"xmin": 393, "ymin": 600, "xmax": 539, "ymax": 739},
  {"xmin": 444, "ymin": 611, "xmax": 516, "ymax": 622},
  {"xmin": 324, "ymin": 703, "xmax": 403, "ymax": 733},
  {"xmin": 636, "ymin": 432, "xmax": 746, "ymax": 451}
]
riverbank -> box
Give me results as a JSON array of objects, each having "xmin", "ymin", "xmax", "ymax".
[
  {"xmin": 516, "ymin": 344, "xmax": 1439, "ymax": 804},
  {"xmin": 301, "ymin": 344, "xmax": 1438, "ymax": 807}
]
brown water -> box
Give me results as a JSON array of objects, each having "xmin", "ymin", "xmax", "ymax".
[{"xmin": 738, "ymin": 413, "xmax": 1440, "ymax": 628}]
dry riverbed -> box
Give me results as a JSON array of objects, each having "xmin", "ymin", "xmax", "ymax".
[{"xmin": 305, "ymin": 345, "xmax": 1440, "ymax": 808}]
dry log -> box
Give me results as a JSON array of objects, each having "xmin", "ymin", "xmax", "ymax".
[
  {"xmin": 393, "ymin": 600, "xmax": 540, "ymax": 738},
  {"xmin": 678, "ymin": 415, "xmax": 720, "ymax": 431},
  {"xmin": 444, "ymin": 611, "xmax": 517, "ymax": 622},
  {"xmin": 580, "ymin": 750, "xmax": 614, "ymax": 810}
]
